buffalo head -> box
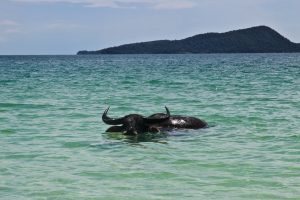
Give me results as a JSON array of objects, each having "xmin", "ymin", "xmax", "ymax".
[{"xmin": 102, "ymin": 106, "xmax": 170, "ymax": 135}]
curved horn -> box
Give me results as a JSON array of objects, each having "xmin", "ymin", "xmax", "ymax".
[
  {"xmin": 102, "ymin": 107, "xmax": 124, "ymax": 125},
  {"xmin": 143, "ymin": 106, "xmax": 170, "ymax": 124}
]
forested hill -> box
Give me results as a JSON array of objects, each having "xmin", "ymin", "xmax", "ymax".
[{"xmin": 77, "ymin": 26, "xmax": 300, "ymax": 54}]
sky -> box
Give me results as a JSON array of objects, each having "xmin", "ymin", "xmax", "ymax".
[{"xmin": 0, "ymin": 0, "xmax": 300, "ymax": 55}]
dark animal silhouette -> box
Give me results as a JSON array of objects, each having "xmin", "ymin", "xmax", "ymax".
[
  {"xmin": 102, "ymin": 106, "xmax": 170, "ymax": 135},
  {"xmin": 102, "ymin": 106, "xmax": 207, "ymax": 135},
  {"xmin": 147, "ymin": 112, "xmax": 207, "ymax": 131}
]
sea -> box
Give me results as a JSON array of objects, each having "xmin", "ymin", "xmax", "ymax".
[{"xmin": 0, "ymin": 54, "xmax": 299, "ymax": 199}]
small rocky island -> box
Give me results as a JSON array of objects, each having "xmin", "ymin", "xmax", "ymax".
[{"xmin": 77, "ymin": 26, "xmax": 300, "ymax": 54}]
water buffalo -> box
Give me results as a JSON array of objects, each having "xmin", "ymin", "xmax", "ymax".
[
  {"xmin": 147, "ymin": 112, "xmax": 207, "ymax": 131},
  {"xmin": 102, "ymin": 106, "xmax": 207, "ymax": 135},
  {"xmin": 102, "ymin": 106, "xmax": 170, "ymax": 135}
]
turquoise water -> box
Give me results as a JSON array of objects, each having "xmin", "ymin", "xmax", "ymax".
[{"xmin": 0, "ymin": 54, "xmax": 299, "ymax": 199}]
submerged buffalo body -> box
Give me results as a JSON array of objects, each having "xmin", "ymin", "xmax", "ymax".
[
  {"xmin": 102, "ymin": 106, "xmax": 207, "ymax": 135},
  {"xmin": 147, "ymin": 113, "xmax": 207, "ymax": 130}
]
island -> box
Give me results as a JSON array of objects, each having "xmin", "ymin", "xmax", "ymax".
[{"xmin": 77, "ymin": 26, "xmax": 300, "ymax": 54}]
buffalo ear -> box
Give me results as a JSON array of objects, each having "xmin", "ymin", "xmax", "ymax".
[
  {"xmin": 143, "ymin": 106, "xmax": 170, "ymax": 124},
  {"xmin": 106, "ymin": 126, "xmax": 124, "ymax": 133},
  {"xmin": 102, "ymin": 107, "xmax": 124, "ymax": 125}
]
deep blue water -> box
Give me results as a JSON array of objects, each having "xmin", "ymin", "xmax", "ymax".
[{"xmin": 0, "ymin": 54, "xmax": 300, "ymax": 199}]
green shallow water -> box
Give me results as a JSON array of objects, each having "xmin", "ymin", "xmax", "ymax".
[{"xmin": 0, "ymin": 54, "xmax": 299, "ymax": 199}]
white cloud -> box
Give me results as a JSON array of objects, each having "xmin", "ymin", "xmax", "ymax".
[
  {"xmin": 0, "ymin": 19, "xmax": 20, "ymax": 42},
  {"xmin": 12, "ymin": 0, "xmax": 197, "ymax": 9},
  {"xmin": 45, "ymin": 21, "xmax": 83, "ymax": 30},
  {"xmin": 153, "ymin": 0, "xmax": 196, "ymax": 9},
  {"xmin": 0, "ymin": 19, "xmax": 19, "ymax": 26}
]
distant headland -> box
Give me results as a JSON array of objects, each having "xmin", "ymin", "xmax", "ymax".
[{"xmin": 77, "ymin": 26, "xmax": 300, "ymax": 54}]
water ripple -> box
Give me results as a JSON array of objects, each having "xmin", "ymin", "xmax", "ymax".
[{"xmin": 1, "ymin": 54, "xmax": 300, "ymax": 199}]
